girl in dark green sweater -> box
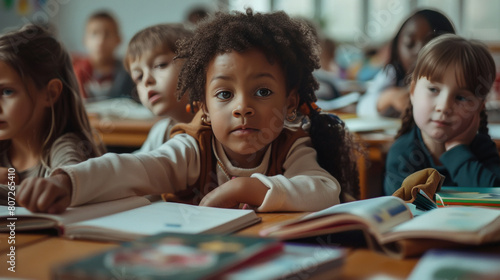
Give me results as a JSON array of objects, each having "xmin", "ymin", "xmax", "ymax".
[{"xmin": 384, "ymin": 34, "xmax": 500, "ymax": 195}]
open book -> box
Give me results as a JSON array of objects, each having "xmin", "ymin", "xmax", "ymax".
[
  {"xmin": 0, "ymin": 196, "xmax": 261, "ymax": 242},
  {"xmin": 259, "ymin": 196, "xmax": 500, "ymax": 258}
]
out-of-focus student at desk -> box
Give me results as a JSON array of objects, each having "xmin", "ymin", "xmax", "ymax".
[
  {"xmin": 86, "ymin": 23, "xmax": 196, "ymax": 152},
  {"xmin": 356, "ymin": 9, "xmax": 455, "ymax": 118},
  {"xmin": 72, "ymin": 11, "xmax": 134, "ymax": 102}
]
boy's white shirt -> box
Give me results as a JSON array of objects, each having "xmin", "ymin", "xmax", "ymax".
[
  {"xmin": 356, "ymin": 65, "xmax": 396, "ymax": 118},
  {"xmin": 57, "ymin": 133, "xmax": 341, "ymax": 212},
  {"xmin": 134, "ymin": 118, "xmax": 177, "ymax": 153}
]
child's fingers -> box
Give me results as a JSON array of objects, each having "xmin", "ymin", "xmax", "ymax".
[
  {"xmin": 46, "ymin": 194, "xmax": 71, "ymax": 214},
  {"xmin": 16, "ymin": 177, "xmax": 36, "ymax": 209},
  {"xmin": 23, "ymin": 178, "xmax": 48, "ymax": 212},
  {"xmin": 17, "ymin": 177, "xmax": 64, "ymax": 213},
  {"xmin": 37, "ymin": 184, "xmax": 63, "ymax": 213}
]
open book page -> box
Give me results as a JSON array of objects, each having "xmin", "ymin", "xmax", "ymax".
[
  {"xmin": 260, "ymin": 196, "xmax": 412, "ymax": 240},
  {"xmin": 85, "ymin": 97, "xmax": 155, "ymax": 120},
  {"xmin": 343, "ymin": 117, "xmax": 401, "ymax": 133},
  {"xmin": 383, "ymin": 206, "xmax": 500, "ymax": 244},
  {"xmin": 65, "ymin": 202, "xmax": 261, "ymax": 241},
  {"xmin": 303, "ymin": 196, "xmax": 412, "ymax": 234},
  {"xmin": 0, "ymin": 196, "xmax": 150, "ymax": 231}
]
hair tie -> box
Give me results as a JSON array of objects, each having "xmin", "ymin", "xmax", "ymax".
[
  {"xmin": 299, "ymin": 102, "xmax": 321, "ymax": 116},
  {"xmin": 186, "ymin": 103, "xmax": 199, "ymax": 114}
]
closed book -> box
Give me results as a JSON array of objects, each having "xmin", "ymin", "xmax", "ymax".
[{"xmin": 52, "ymin": 232, "xmax": 282, "ymax": 280}]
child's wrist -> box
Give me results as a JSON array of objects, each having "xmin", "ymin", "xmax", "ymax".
[{"xmin": 52, "ymin": 172, "xmax": 73, "ymax": 199}]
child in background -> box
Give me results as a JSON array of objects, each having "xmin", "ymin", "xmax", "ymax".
[
  {"xmin": 17, "ymin": 9, "xmax": 359, "ymax": 214},
  {"xmin": 123, "ymin": 24, "xmax": 194, "ymax": 152},
  {"xmin": 73, "ymin": 11, "xmax": 134, "ymax": 102},
  {"xmin": 384, "ymin": 34, "xmax": 500, "ymax": 195},
  {"xmin": 0, "ymin": 25, "xmax": 103, "ymax": 203},
  {"xmin": 357, "ymin": 9, "xmax": 455, "ymax": 118}
]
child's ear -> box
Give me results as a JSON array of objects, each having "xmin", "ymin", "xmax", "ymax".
[
  {"xmin": 286, "ymin": 89, "xmax": 299, "ymax": 114},
  {"xmin": 43, "ymin": 79, "xmax": 63, "ymax": 107},
  {"xmin": 200, "ymin": 102, "xmax": 211, "ymax": 122}
]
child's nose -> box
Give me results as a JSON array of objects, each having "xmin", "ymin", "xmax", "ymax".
[
  {"xmin": 232, "ymin": 96, "xmax": 255, "ymax": 118},
  {"xmin": 144, "ymin": 72, "xmax": 155, "ymax": 86},
  {"xmin": 435, "ymin": 94, "xmax": 453, "ymax": 114}
]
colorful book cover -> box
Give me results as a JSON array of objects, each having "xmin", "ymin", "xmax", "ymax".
[
  {"xmin": 223, "ymin": 243, "xmax": 345, "ymax": 280},
  {"xmin": 408, "ymin": 249, "xmax": 500, "ymax": 280},
  {"xmin": 53, "ymin": 233, "xmax": 282, "ymax": 280},
  {"xmin": 436, "ymin": 187, "xmax": 500, "ymax": 208}
]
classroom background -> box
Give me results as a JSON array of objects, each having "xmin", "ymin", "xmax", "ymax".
[
  {"xmin": 2, "ymin": 0, "xmax": 500, "ymax": 197},
  {"xmin": 1, "ymin": 0, "xmax": 500, "ymax": 75}
]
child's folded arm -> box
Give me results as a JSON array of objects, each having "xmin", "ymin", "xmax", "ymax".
[
  {"xmin": 55, "ymin": 134, "xmax": 201, "ymax": 207},
  {"xmin": 253, "ymin": 137, "xmax": 341, "ymax": 212}
]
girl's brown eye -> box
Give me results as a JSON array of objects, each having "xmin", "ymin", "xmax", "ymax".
[{"xmin": 216, "ymin": 91, "xmax": 232, "ymax": 100}]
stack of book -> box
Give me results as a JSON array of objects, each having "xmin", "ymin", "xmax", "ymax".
[{"xmin": 436, "ymin": 187, "xmax": 500, "ymax": 208}]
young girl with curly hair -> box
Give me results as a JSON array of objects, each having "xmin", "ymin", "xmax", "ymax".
[
  {"xmin": 17, "ymin": 9, "xmax": 359, "ymax": 214},
  {"xmin": 384, "ymin": 34, "xmax": 500, "ymax": 194}
]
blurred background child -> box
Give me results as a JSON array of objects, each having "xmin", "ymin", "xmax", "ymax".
[
  {"xmin": 384, "ymin": 34, "xmax": 500, "ymax": 194},
  {"xmin": 357, "ymin": 9, "xmax": 456, "ymax": 118},
  {"xmin": 123, "ymin": 24, "xmax": 194, "ymax": 153},
  {"xmin": 0, "ymin": 25, "xmax": 104, "ymax": 204},
  {"xmin": 72, "ymin": 11, "xmax": 134, "ymax": 102}
]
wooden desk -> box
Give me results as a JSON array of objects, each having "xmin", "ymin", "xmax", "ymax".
[
  {"xmin": 0, "ymin": 212, "xmax": 422, "ymax": 280},
  {"xmin": 89, "ymin": 115, "xmax": 159, "ymax": 148},
  {"xmin": 354, "ymin": 131, "xmax": 500, "ymax": 199}
]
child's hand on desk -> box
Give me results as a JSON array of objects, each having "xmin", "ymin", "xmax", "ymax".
[
  {"xmin": 17, "ymin": 173, "xmax": 72, "ymax": 214},
  {"xmin": 445, "ymin": 112, "xmax": 480, "ymax": 151},
  {"xmin": 199, "ymin": 177, "xmax": 268, "ymax": 209}
]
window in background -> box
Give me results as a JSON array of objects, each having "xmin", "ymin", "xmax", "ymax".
[
  {"xmin": 320, "ymin": 0, "xmax": 363, "ymax": 43},
  {"xmin": 224, "ymin": 0, "xmax": 500, "ymax": 44},
  {"xmin": 273, "ymin": 0, "xmax": 315, "ymax": 19},
  {"xmin": 367, "ymin": 0, "xmax": 410, "ymax": 43},
  {"xmin": 463, "ymin": 0, "xmax": 500, "ymax": 42},
  {"xmin": 227, "ymin": 0, "xmax": 271, "ymax": 13}
]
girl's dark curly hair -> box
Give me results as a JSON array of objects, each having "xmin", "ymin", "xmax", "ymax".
[{"xmin": 175, "ymin": 8, "xmax": 360, "ymax": 201}]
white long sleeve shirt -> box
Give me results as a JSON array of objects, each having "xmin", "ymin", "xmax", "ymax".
[
  {"xmin": 356, "ymin": 65, "xmax": 397, "ymax": 117},
  {"xmin": 134, "ymin": 118, "xmax": 177, "ymax": 153},
  {"xmin": 56, "ymin": 133, "xmax": 341, "ymax": 212}
]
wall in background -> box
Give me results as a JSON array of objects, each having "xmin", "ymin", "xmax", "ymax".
[{"xmin": 0, "ymin": 0, "xmax": 220, "ymax": 56}]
